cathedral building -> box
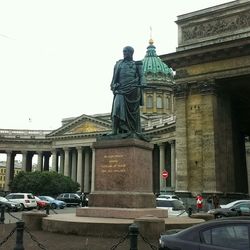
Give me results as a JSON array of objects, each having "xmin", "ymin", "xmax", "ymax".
[{"xmin": 1, "ymin": 1, "xmax": 250, "ymax": 200}]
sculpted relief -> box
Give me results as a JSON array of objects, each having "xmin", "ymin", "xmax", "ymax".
[{"xmin": 182, "ymin": 10, "xmax": 250, "ymax": 42}]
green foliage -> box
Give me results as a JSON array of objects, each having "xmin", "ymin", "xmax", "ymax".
[{"xmin": 9, "ymin": 171, "xmax": 80, "ymax": 196}]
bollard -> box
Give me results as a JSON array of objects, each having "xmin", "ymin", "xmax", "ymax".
[
  {"xmin": 46, "ymin": 205, "xmax": 50, "ymax": 215},
  {"xmin": 0, "ymin": 205, "xmax": 5, "ymax": 224},
  {"xmin": 14, "ymin": 221, "xmax": 25, "ymax": 250},
  {"xmin": 129, "ymin": 223, "xmax": 139, "ymax": 250}
]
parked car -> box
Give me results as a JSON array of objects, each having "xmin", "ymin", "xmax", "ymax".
[
  {"xmin": 156, "ymin": 198, "xmax": 187, "ymax": 216},
  {"xmin": 5, "ymin": 193, "xmax": 37, "ymax": 211},
  {"xmin": 34, "ymin": 196, "xmax": 49, "ymax": 209},
  {"xmin": 159, "ymin": 217, "xmax": 250, "ymax": 250},
  {"xmin": 56, "ymin": 193, "xmax": 81, "ymax": 206},
  {"xmin": 158, "ymin": 194, "xmax": 184, "ymax": 204},
  {"xmin": 0, "ymin": 196, "xmax": 22, "ymax": 212},
  {"xmin": 38, "ymin": 196, "xmax": 66, "ymax": 209},
  {"xmin": 220, "ymin": 199, "xmax": 250, "ymax": 208},
  {"xmin": 208, "ymin": 201, "xmax": 250, "ymax": 219}
]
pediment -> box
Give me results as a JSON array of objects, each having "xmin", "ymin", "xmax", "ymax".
[
  {"xmin": 47, "ymin": 114, "xmax": 111, "ymax": 137},
  {"xmin": 65, "ymin": 120, "xmax": 108, "ymax": 134}
]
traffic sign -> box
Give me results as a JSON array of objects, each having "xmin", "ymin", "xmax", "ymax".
[{"xmin": 162, "ymin": 170, "xmax": 169, "ymax": 179}]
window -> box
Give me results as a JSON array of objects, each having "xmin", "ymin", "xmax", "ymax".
[
  {"xmin": 164, "ymin": 96, "xmax": 170, "ymax": 109},
  {"xmin": 13, "ymin": 195, "xmax": 24, "ymax": 199},
  {"xmin": 157, "ymin": 96, "xmax": 163, "ymax": 109},
  {"xmin": 202, "ymin": 225, "xmax": 249, "ymax": 249},
  {"xmin": 146, "ymin": 95, "xmax": 153, "ymax": 108}
]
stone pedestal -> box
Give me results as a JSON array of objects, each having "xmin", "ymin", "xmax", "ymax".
[
  {"xmin": 77, "ymin": 138, "xmax": 166, "ymax": 219},
  {"xmin": 22, "ymin": 212, "xmax": 48, "ymax": 230},
  {"xmin": 89, "ymin": 138, "xmax": 155, "ymax": 208}
]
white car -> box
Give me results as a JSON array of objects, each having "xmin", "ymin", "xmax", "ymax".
[
  {"xmin": 156, "ymin": 198, "xmax": 187, "ymax": 216},
  {"xmin": 158, "ymin": 194, "xmax": 184, "ymax": 204},
  {"xmin": 5, "ymin": 193, "xmax": 37, "ymax": 210}
]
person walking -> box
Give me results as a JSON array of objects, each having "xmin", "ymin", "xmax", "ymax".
[
  {"xmin": 196, "ymin": 194, "xmax": 203, "ymax": 212},
  {"xmin": 212, "ymin": 194, "xmax": 220, "ymax": 208}
]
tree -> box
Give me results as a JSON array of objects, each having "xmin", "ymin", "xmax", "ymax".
[{"xmin": 9, "ymin": 171, "xmax": 80, "ymax": 196}]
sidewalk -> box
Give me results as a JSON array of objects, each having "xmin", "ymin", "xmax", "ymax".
[{"xmin": 0, "ymin": 223, "xmax": 158, "ymax": 250}]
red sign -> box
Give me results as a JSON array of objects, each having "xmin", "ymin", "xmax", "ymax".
[{"xmin": 162, "ymin": 170, "xmax": 169, "ymax": 179}]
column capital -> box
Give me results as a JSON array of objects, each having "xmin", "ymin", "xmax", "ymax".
[
  {"xmin": 63, "ymin": 147, "xmax": 70, "ymax": 152},
  {"xmin": 168, "ymin": 140, "xmax": 175, "ymax": 145},
  {"xmin": 5, "ymin": 150, "xmax": 12, "ymax": 155},
  {"xmin": 76, "ymin": 146, "xmax": 83, "ymax": 151}
]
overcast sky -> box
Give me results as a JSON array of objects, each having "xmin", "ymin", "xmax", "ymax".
[{"xmin": 0, "ymin": 0, "xmax": 232, "ymax": 131}]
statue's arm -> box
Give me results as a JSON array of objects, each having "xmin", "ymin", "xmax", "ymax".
[
  {"xmin": 135, "ymin": 60, "xmax": 145, "ymax": 86},
  {"xmin": 110, "ymin": 60, "xmax": 121, "ymax": 92}
]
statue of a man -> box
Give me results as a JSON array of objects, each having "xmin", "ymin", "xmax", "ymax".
[{"xmin": 110, "ymin": 46, "xmax": 144, "ymax": 135}]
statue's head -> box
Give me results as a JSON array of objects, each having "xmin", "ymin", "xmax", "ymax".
[{"xmin": 123, "ymin": 46, "xmax": 134, "ymax": 60}]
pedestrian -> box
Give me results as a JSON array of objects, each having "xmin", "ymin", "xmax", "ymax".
[
  {"xmin": 206, "ymin": 195, "xmax": 213, "ymax": 211},
  {"xmin": 212, "ymin": 194, "xmax": 220, "ymax": 208},
  {"xmin": 196, "ymin": 194, "xmax": 203, "ymax": 212}
]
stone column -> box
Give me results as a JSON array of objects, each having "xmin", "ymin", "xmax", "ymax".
[
  {"xmin": 84, "ymin": 147, "xmax": 90, "ymax": 193},
  {"xmin": 44, "ymin": 153, "xmax": 50, "ymax": 171},
  {"xmin": 91, "ymin": 147, "xmax": 95, "ymax": 193},
  {"xmin": 170, "ymin": 140, "xmax": 176, "ymax": 189},
  {"xmin": 246, "ymin": 142, "xmax": 250, "ymax": 196},
  {"xmin": 64, "ymin": 148, "xmax": 70, "ymax": 177},
  {"xmin": 174, "ymin": 83, "xmax": 188, "ymax": 192},
  {"xmin": 71, "ymin": 150, "xmax": 77, "ymax": 182},
  {"xmin": 4, "ymin": 151, "xmax": 12, "ymax": 191},
  {"xmin": 37, "ymin": 152, "xmax": 43, "ymax": 171},
  {"xmin": 51, "ymin": 150, "xmax": 57, "ymax": 172},
  {"xmin": 59, "ymin": 151, "xmax": 64, "ymax": 175},
  {"xmin": 26, "ymin": 152, "xmax": 33, "ymax": 172},
  {"xmin": 77, "ymin": 147, "xmax": 83, "ymax": 190},
  {"xmin": 21, "ymin": 151, "xmax": 28, "ymax": 172},
  {"xmin": 159, "ymin": 143, "xmax": 165, "ymax": 192}
]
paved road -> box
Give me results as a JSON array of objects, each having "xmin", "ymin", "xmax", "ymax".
[{"xmin": 3, "ymin": 206, "xmax": 78, "ymax": 224}]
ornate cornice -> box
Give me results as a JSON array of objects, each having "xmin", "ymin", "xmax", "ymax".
[
  {"xmin": 174, "ymin": 83, "xmax": 188, "ymax": 97},
  {"xmin": 174, "ymin": 80, "xmax": 217, "ymax": 97}
]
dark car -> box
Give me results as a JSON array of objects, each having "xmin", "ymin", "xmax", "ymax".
[
  {"xmin": 208, "ymin": 201, "xmax": 250, "ymax": 219},
  {"xmin": 38, "ymin": 196, "xmax": 66, "ymax": 209},
  {"xmin": 56, "ymin": 193, "xmax": 81, "ymax": 206},
  {"xmin": 0, "ymin": 196, "xmax": 22, "ymax": 212},
  {"xmin": 159, "ymin": 217, "xmax": 250, "ymax": 250}
]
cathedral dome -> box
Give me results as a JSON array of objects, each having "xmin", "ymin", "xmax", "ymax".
[{"xmin": 142, "ymin": 39, "xmax": 174, "ymax": 83}]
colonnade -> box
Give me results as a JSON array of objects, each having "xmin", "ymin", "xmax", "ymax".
[
  {"xmin": 158, "ymin": 140, "xmax": 176, "ymax": 192},
  {"xmin": 2, "ymin": 140, "xmax": 176, "ymax": 194},
  {"xmin": 3, "ymin": 146, "xmax": 93, "ymax": 192}
]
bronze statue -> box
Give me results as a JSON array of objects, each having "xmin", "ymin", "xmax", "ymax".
[{"xmin": 110, "ymin": 46, "xmax": 145, "ymax": 135}]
